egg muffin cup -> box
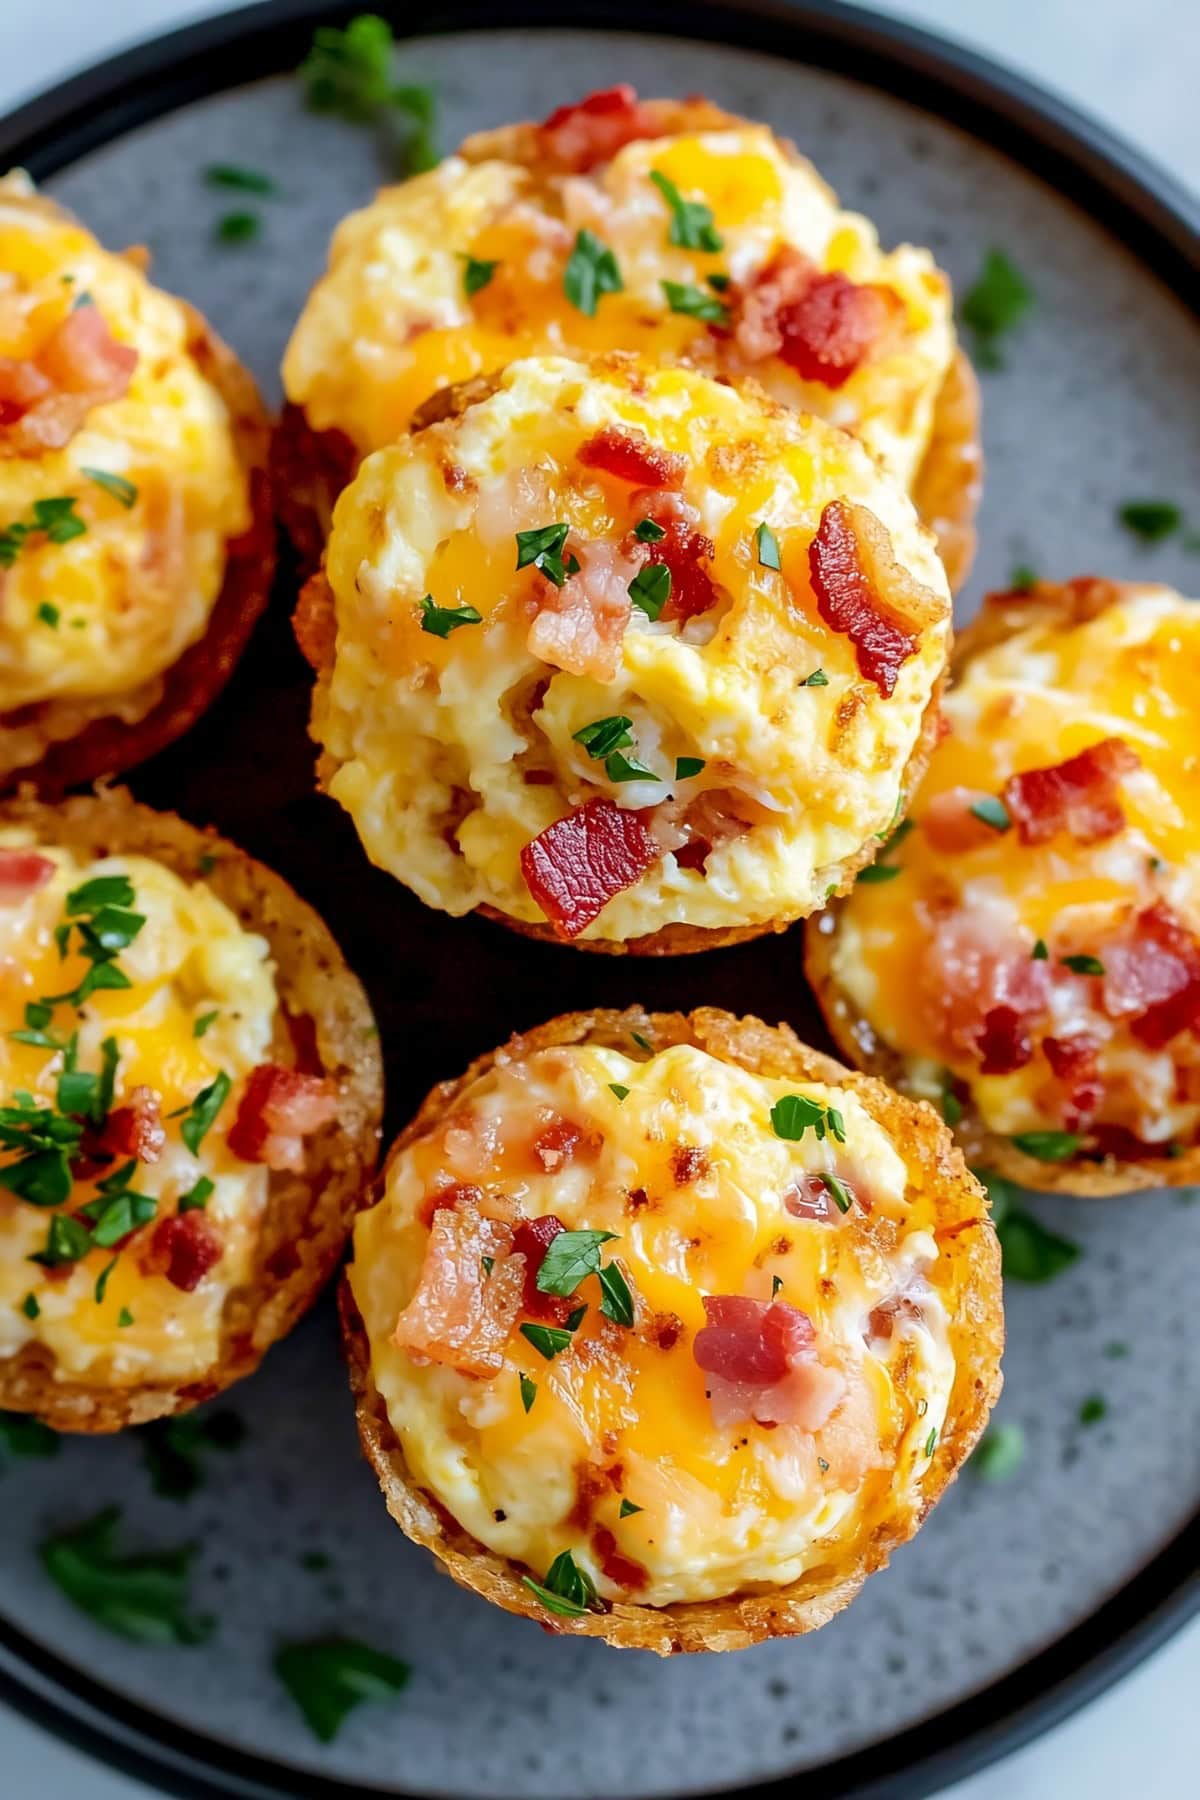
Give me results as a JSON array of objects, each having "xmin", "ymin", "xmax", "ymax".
[
  {"xmin": 341, "ymin": 1005, "xmax": 1003, "ymax": 1654},
  {"xmin": 274, "ymin": 91, "xmax": 980, "ymax": 589},
  {"xmin": 0, "ymin": 187, "xmax": 276, "ymax": 794},
  {"xmin": 806, "ymin": 576, "xmax": 1200, "ymax": 1196},
  {"xmin": 0, "ymin": 788, "xmax": 382, "ymax": 1430}
]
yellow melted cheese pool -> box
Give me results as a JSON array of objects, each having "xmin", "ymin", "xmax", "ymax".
[{"xmin": 351, "ymin": 1037, "xmax": 956, "ymax": 1608}]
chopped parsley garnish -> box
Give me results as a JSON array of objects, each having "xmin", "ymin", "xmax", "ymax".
[
  {"xmin": 41, "ymin": 873, "xmax": 146, "ymax": 1009},
  {"xmin": 480, "ymin": 1255, "xmax": 494, "ymax": 1277},
  {"xmin": 633, "ymin": 517, "xmax": 666, "ymax": 543},
  {"xmin": 300, "ymin": 13, "xmax": 437, "ymax": 171},
  {"xmin": 118, "ymin": 1308, "xmax": 134, "ymax": 1327},
  {"xmin": 40, "ymin": 1507, "xmax": 212, "ymax": 1644},
  {"xmin": 1009, "ymin": 563, "xmax": 1037, "ymax": 592},
  {"xmin": 275, "ymin": 1637, "xmax": 410, "ymax": 1743},
  {"xmin": 563, "ymin": 229, "xmax": 623, "ymax": 316},
  {"xmin": 522, "ymin": 1549, "xmax": 598, "ymax": 1617},
  {"xmin": 0, "ymin": 1410, "xmax": 59, "ymax": 1459},
  {"xmin": 81, "ymin": 467, "xmax": 138, "ymax": 509},
  {"xmin": 969, "ymin": 796, "xmax": 1010, "ymax": 832},
  {"xmin": 628, "ymin": 562, "xmax": 671, "ymax": 620},
  {"xmin": 631, "ymin": 1031, "xmax": 653, "ymax": 1052},
  {"xmin": 820, "ymin": 1171, "xmax": 853, "ymax": 1214},
  {"xmin": 519, "ymin": 1373, "xmax": 537, "ymax": 1413},
  {"xmin": 460, "ymin": 255, "xmax": 499, "ymax": 297},
  {"xmin": 961, "ymin": 248, "xmax": 1033, "ymax": 368},
  {"xmin": 515, "ymin": 522, "xmax": 573, "ymax": 587},
  {"xmin": 79, "ymin": 1169, "xmax": 157, "ymax": 1249},
  {"xmin": 37, "ymin": 602, "xmax": 59, "ymax": 628},
  {"xmin": 618, "ymin": 1497, "xmax": 643, "ymax": 1518},
  {"xmin": 609, "ymin": 1083, "xmax": 630, "ymax": 1101},
  {"xmin": 31, "ymin": 1212, "xmax": 92, "ymax": 1267},
  {"xmin": 924, "ymin": 1427, "xmax": 939, "ymax": 1458},
  {"xmin": 1079, "ymin": 1394, "xmax": 1107, "ymax": 1426},
  {"xmin": 139, "ymin": 1409, "xmax": 246, "ymax": 1500},
  {"xmin": 1011, "ymin": 1130, "xmax": 1081, "ymax": 1163},
  {"xmin": 0, "ymin": 1096, "xmax": 83, "ymax": 1208},
  {"xmin": 519, "ymin": 1321, "xmax": 575, "ymax": 1360},
  {"xmin": 1117, "ymin": 500, "xmax": 1182, "ymax": 543},
  {"xmin": 604, "ymin": 751, "xmax": 660, "ymax": 784},
  {"xmin": 1104, "ymin": 1340, "xmax": 1130, "ymax": 1359},
  {"xmin": 754, "ymin": 522, "xmax": 782, "ymax": 570},
  {"xmin": 972, "ymin": 1422, "xmax": 1024, "ymax": 1481},
  {"xmin": 215, "ymin": 211, "xmax": 260, "ymax": 244},
  {"xmin": 536, "ymin": 1229, "xmax": 617, "ymax": 1297},
  {"xmin": 20, "ymin": 1292, "xmax": 39, "ymax": 1320},
  {"xmin": 939, "ymin": 1079, "xmax": 963, "ymax": 1127},
  {"xmin": 771, "ymin": 1274, "xmax": 783, "ymax": 1299},
  {"xmin": 178, "ymin": 1177, "xmax": 214, "ymax": 1213},
  {"xmin": 93, "ymin": 1256, "xmax": 118, "ymax": 1303},
  {"xmin": 648, "ymin": 169, "xmax": 723, "ymax": 251},
  {"xmin": 1032, "ymin": 938, "xmax": 1048, "ymax": 960},
  {"xmin": 0, "ymin": 495, "xmax": 87, "ymax": 566},
  {"xmin": 573, "ymin": 715, "xmax": 632, "ymax": 760},
  {"xmin": 197, "ymin": 853, "xmax": 218, "ymax": 876},
  {"xmin": 661, "ymin": 279, "xmax": 729, "ymax": 323},
  {"xmin": 1061, "ymin": 953, "xmax": 1105, "ymax": 976},
  {"xmin": 706, "ymin": 272, "xmax": 731, "ymax": 292},
  {"xmin": 800, "ymin": 669, "xmax": 829, "ymax": 687},
  {"xmin": 769, "ymin": 1094, "xmax": 843, "ymax": 1144},
  {"xmin": 857, "ymin": 819, "xmax": 910, "ymax": 882},
  {"xmin": 858, "ymin": 858, "xmax": 904, "ymax": 881},
  {"xmin": 598, "ymin": 1260, "xmax": 635, "ymax": 1326},
  {"xmin": 205, "ymin": 164, "xmax": 278, "ymax": 194},
  {"xmin": 418, "ymin": 594, "xmax": 482, "ymax": 637},
  {"xmin": 193, "ymin": 1011, "xmax": 219, "ymax": 1038},
  {"xmin": 675, "ymin": 756, "xmax": 705, "ymax": 780},
  {"xmin": 977, "ymin": 1170, "xmax": 1081, "ymax": 1282},
  {"xmin": 180, "ymin": 1072, "xmax": 231, "ymax": 1155}
]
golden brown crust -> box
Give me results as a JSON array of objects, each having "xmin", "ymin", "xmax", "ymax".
[
  {"xmin": 913, "ymin": 348, "xmax": 982, "ymax": 594},
  {"xmin": 340, "ymin": 1005, "xmax": 1003, "ymax": 1653},
  {"xmin": 0, "ymin": 294, "xmax": 276, "ymax": 795},
  {"xmin": 0, "ymin": 788, "xmax": 383, "ymax": 1430},
  {"xmin": 806, "ymin": 578, "xmax": 1199, "ymax": 1196}
]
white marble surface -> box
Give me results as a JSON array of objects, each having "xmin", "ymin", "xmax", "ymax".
[{"xmin": 0, "ymin": 2, "xmax": 1195, "ymax": 1797}]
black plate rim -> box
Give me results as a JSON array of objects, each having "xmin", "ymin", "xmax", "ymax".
[{"xmin": 0, "ymin": 3, "xmax": 1197, "ymax": 1798}]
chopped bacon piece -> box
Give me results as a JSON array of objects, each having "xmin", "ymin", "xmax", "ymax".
[
  {"xmin": 977, "ymin": 1005, "xmax": 1033, "ymax": 1075},
  {"xmin": 148, "ymin": 1210, "xmax": 223, "ymax": 1292},
  {"xmin": 417, "ymin": 1182, "xmax": 484, "ymax": 1229},
  {"xmin": 1042, "ymin": 1034, "xmax": 1103, "ymax": 1125},
  {"xmin": 392, "ymin": 1198, "xmax": 523, "ymax": 1377},
  {"xmin": 578, "ymin": 426, "xmax": 686, "ymax": 491},
  {"xmin": 918, "ymin": 909, "xmax": 1050, "ymax": 1064},
  {"xmin": 670, "ymin": 1145, "xmax": 708, "ymax": 1186},
  {"xmin": 592, "ymin": 1524, "xmax": 648, "ymax": 1592},
  {"xmin": 0, "ymin": 848, "xmax": 55, "ymax": 905},
  {"xmin": 532, "ymin": 1118, "xmax": 595, "ymax": 1173},
  {"xmin": 102, "ymin": 1087, "xmax": 165, "ymax": 1164},
  {"xmin": 521, "ymin": 798, "xmax": 661, "ymax": 939},
  {"xmin": 538, "ymin": 85, "xmax": 663, "ymax": 172},
  {"xmin": 1002, "ymin": 738, "xmax": 1140, "ymax": 847},
  {"xmin": 921, "ymin": 788, "xmax": 1005, "ymax": 854},
  {"xmin": 692, "ymin": 1295, "xmax": 845, "ymax": 1430},
  {"xmin": 226, "ymin": 1064, "xmax": 336, "ymax": 1173},
  {"xmin": 623, "ymin": 492, "xmax": 717, "ymax": 624},
  {"xmin": 511, "ymin": 1213, "xmax": 573, "ymax": 1325},
  {"xmin": 0, "ymin": 305, "xmax": 138, "ymax": 455},
  {"xmin": 1103, "ymin": 903, "xmax": 1200, "ymax": 1048},
  {"xmin": 732, "ymin": 249, "xmax": 900, "ymax": 388},
  {"xmin": 526, "ymin": 538, "xmax": 637, "ymax": 681},
  {"xmin": 656, "ymin": 786, "xmax": 760, "ymax": 873},
  {"xmin": 867, "ymin": 1295, "xmax": 922, "ymax": 1341},
  {"xmin": 807, "ymin": 500, "xmax": 927, "ymax": 697}
]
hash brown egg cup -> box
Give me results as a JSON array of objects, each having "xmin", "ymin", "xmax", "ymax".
[
  {"xmin": 298, "ymin": 353, "xmax": 952, "ymax": 953},
  {"xmin": 0, "ymin": 788, "xmax": 382, "ymax": 1431},
  {"xmin": 276, "ymin": 87, "xmax": 981, "ymax": 588},
  {"xmin": 807, "ymin": 577, "xmax": 1200, "ymax": 1196},
  {"xmin": 341, "ymin": 1005, "xmax": 1003, "ymax": 1654},
  {"xmin": 0, "ymin": 176, "xmax": 275, "ymax": 793}
]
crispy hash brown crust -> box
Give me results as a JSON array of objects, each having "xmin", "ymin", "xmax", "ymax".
[
  {"xmin": 1, "ymin": 294, "xmax": 276, "ymax": 795},
  {"xmin": 806, "ymin": 577, "xmax": 1200, "ymax": 1197},
  {"xmin": 0, "ymin": 788, "xmax": 383, "ymax": 1430},
  {"xmin": 340, "ymin": 1005, "xmax": 1003, "ymax": 1653},
  {"xmin": 913, "ymin": 348, "xmax": 982, "ymax": 595}
]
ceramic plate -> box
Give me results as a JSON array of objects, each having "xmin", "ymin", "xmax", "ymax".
[{"xmin": 0, "ymin": 5, "xmax": 1198, "ymax": 1798}]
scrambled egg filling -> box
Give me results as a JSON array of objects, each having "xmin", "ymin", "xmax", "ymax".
[
  {"xmin": 0, "ymin": 176, "xmax": 250, "ymax": 718},
  {"xmin": 282, "ymin": 120, "xmax": 954, "ymax": 496},
  {"xmin": 829, "ymin": 585, "xmax": 1200, "ymax": 1142},
  {"xmin": 0, "ymin": 833, "xmax": 277, "ymax": 1383},
  {"xmin": 317, "ymin": 355, "xmax": 950, "ymax": 941},
  {"xmin": 351, "ymin": 1039, "xmax": 955, "ymax": 1609}
]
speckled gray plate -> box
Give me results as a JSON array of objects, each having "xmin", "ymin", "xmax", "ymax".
[{"xmin": 1, "ymin": 5, "xmax": 1198, "ymax": 1799}]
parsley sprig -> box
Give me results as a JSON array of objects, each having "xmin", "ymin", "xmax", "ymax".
[
  {"xmin": 648, "ymin": 170, "xmax": 722, "ymax": 252},
  {"xmin": 522, "ymin": 1549, "xmax": 599, "ymax": 1618},
  {"xmin": 770, "ymin": 1094, "xmax": 846, "ymax": 1145},
  {"xmin": 300, "ymin": 14, "xmax": 437, "ymax": 172},
  {"xmin": 0, "ymin": 496, "xmax": 86, "ymax": 567},
  {"xmin": 515, "ymin": 523, "xmax": 577, "ymax": 589},
  {"xmin": 563, "ymin": 230, "xmax": 622, "ymax": 316}
]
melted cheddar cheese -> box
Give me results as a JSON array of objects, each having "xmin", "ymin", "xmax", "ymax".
[
  {"xmin": 0, "ymin": 176, "xmax": 250, "ymax": 757},
  {"xmin": 0, "ymin": 833, "xmax": 277, "ymax": 1383},
  {"xmin": 282, "ymin": 117, "xmax": 955, "ymax": 498},
  {"xmin": 824, "ymin": 583, "xmax": 1200, "ymax": 1147},
  {"xmin": 316, "ymin": 354, "xmax": 950, "ymax": 942},
  {"xmin": 351, "ymin": 1037, "xmax": 955, "ymax": 1608}
]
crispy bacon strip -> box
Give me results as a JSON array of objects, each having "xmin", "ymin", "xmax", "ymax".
[
  {"xmin": 692, "ymin": 1295, "xmax": 845, "ymax": 1430},
  {"xmin": 146, "ymin": 1210, "xmax": 223, "ymax": 1292},
  {"xmin": 521, "ymin": 798, "xmax": 661, "ymax": 939},
  {"xmin": 102, "ymin": 1087, "xmax": 166, "ymax": 1164},
  {"xmin": 1103, "ymin": 903, "xmax": 1200, "ymax": 1049},
  {"xmin": 226, "ymin": 1064, "xmax": 337, "ymax": 1173},
  {"xmin": 808, "ymin": 500, "xmax": 940, "ymax": 697},
  {"xmin": 0, "ymin": 848, "xmax": 55, "ymax": 905},
  {"xmin": 392, "ymin": 1198, "xmax": 523, "ymax": 1377},
  {"xmin": 0, "ymin": 305, "xmax": 138, "ymax": 455},
  {"xmin": 1042, "ymin": 1034, "xmax": 1102, "ymax": 1125},
  {"xmin": 538, "ymin": 85, "xmax": 664, "ymax": 172},
  {"xmin": 1001, "ymin": 738, "xmax": 1140, "ymax": 847},
  {"xmin": 578, "ymin": 427, "xmax": 686, "ymax": 491},
  {"xmin": 733, "ymin": 249, "xmax": 901, "ymax": 388},
  {"xmin": 977, "ymin": 1005, "xmax": 1033, "ymax": 1075}
]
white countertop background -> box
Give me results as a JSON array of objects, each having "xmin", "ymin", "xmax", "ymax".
[{"xmin": 0, "ymin": 1, "xmax": 1194, "ymax": 1795}]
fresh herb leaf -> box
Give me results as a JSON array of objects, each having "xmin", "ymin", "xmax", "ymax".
[
  {"xmin": 180, "ymin": 1072, "xmax": 231, "ymax": 1156},
  {"xmin": 707, "ymin": 272, "xmax": 731, "ymax": 293},
  {"xmin": 939, "ymin": 1081, "xmax": 963, "ymax": 1126},
  {"xmin": 618, "ymin": 1497, "xmax": 642, "ymax": 1518},
  {"xmin": 80, "ymin": 1189, "xmax": 157, "ymax": 1249},
  {"xmin": 996, "ymin": 1205, "xmax": 1080, "ymax": 1282},
  {"xmin": 820, "ymin": 1171, "xmax": 853, "ymax": 1214},
  {"xmin": 754, "ymin": 522, "xmax": 781, "ymax": 570},
  {"xmin": 1117, "ymin": 500, "xmax": 1182, "ymax": 543},
  {"xmin": 519, "ymin": 1321, "xmax": 574, "ymax": 1360},
  {"xmin": 93, "ymin": 1256, "xmax": 118, "ymax": 1304},
  {"xmin": 515, "ymin": 522, "xmax": 572, "ymax": 587},
  {"xmin": 770, "ymin": 1094, "xmax": 839, "ymax": 1142},
  {"xmin": 1032, "ymin": 938, "xmax": 1048, "ymax": 960},
  {"xmin": 961, "ymin": 249, "xmax": 1033, "ymax": 366},
  {"xmin": 648, "ymin": 169, "xmax": 722, "ymax": 252},
  {"xmin": 536, "ymin": 1229, "xmax": 617, "ymax": 1298},
  {"xmin": 418, "ymin": 594, "xmax": 482, "ymax": 637},
  {"xmin": 67, "ymin": 875, "xmax": 134, "ymax": 915},
  {"xmin": 771, "ymin": 1274, "xmax": 783, "ymax": 1299},
  {"xmin": 30, "ymin": 1213, "xmax": 92, "ymax": 1266},
  {"xmin": 674, "ymin": 756, "xmax": 705, "ymax": 780},
  {"xmin": 633, "ymin": 517, "xmax": 666, "ymax": 543},
  {"xmin": 857, "ymin": 862, "xmax": 902, "ymax": 883},
  {"xmin": 0, "ymin": 1411, "xmax": 59, "ymax": 1459},
  {"xmin": 1104, "ymin": 1340, "xmax": 1130, "ymax": 1359},
  {"xmin": 604, "ymin": 751, "xmax": 660, "ymax": 784},
  {"xmin": 608, "ymin": 1083, "xmax": 630, "ymax": 1101},
  {"xmin": 178, "ymin": 1177, "xmax": 214, "ymax": 1214},
  {"xmin": 460, "ymin": 254, "xmax": 499, "ymax": 297},
  {"xmin": 522, "ymin": 1549, "xmax": 597, "ymax": 1617},
  {"xmin": 37, "ymin": 602, "xmax": 59, "ymax": 628},
  {"xmin": 972, "ymin": 1422, "xmax": 1025, "ymax": 1480},
  {"xmin": 573, "ymin": 715, "xmax": 633, "ymax": 760},
  {"xmin": 275, "ymin": 1637, "xmax": 410, "ymax": 1743},
  {"xmin": 35, "ymin": 496, "xmax": 86, "ymax": 544},
  {"xmin": 139, "ymin": 1410, "xmax": 246, "ymax": 1501},
  {"xmin": 628, "ymin": 563, "xmax": 671, "ymax": 620},
  {"xmin": 661, "ymin": 279, "xmax": 729, "ymax": 323},
  {"xmin": 800, "ymin": 668, "xmax": 829, "ymax": 687},
  {"xmin": 519, "ymin": 1372, "xmax": 537, "ymax": 1413},
  {"xmin": 118, "ymin": 1308, "xmax": 134, "ymax": 1327},
  {"xmin": 598, "ymin": 1260, "xmax": 635, "ymax": 1326},
  {"xmin": 563, "ymin": 229, "xmax": 622, "ymax": 316},
  {"xmin": 1061, "ymin": 953, "xmax": 1105, "ymax": 976},
  {"xmin": 1079, "ymin": 1394, "xmax": 1107, "ymax": 1426},
  {"xmin": 205, "ymin": 164, "xmax": 277, "ymax": 194},
  {"xmin": 631, "ymin": 1031, "xmax": 653, "ymax": 1052},
  {"xmin": 216, "ymin": 211, "xmax": 260, "ymax": 244},
  {"xmin": 20, "ymin": 1292, "xmax": 39, "ymax": 1320},
  {"xmin": 193, "ymin": 1011, "xmax": 219, "ymax": 1038},
  {"xmin": 924, "ymin": 1426, "xmax": 939, "ymax": 1458},
  {"xmin": 1009, "ymin": 563, "xmax": 1037, "ymax": 592},
  {"xmin": 40, "ymin": 1508, "xmax": 212, "ymax": 1644},
  {"xmin": 300, "ymin": 14, "xmax": 438, "ymax": 170},
  {"xmin": 970, "ymin": 796, "xmax": 1010, "ymax": 832},
  {"xmin": 1011, "ymin": 1130, "xmax": 1081, "ymax": 1163}
]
